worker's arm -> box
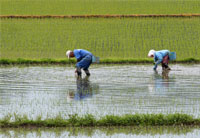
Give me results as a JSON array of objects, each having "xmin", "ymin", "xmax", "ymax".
[
  {"xmin": 154, "ymin": 59, "xmax": 162, "ymax": 70},
  {"xmin": 153, "ymin": 54, "xmax": 163, "ymax": 70},
  {"xmin": 75, "ymin": 53, "xmax": 81, "ymax": 62}
]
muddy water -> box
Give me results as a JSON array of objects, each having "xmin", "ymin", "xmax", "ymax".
[{"xmin": 0, "ymin": 64, "xmax": 200, "ymax": 119}]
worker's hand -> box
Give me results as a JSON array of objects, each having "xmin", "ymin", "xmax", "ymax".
[
  {"xmin": 167, "ymin": 67, "xmax": 171, "ymax": 70},
  {"xmin": 75, "ymin": 69, "xmax": 78, "ymax": 73},
  {"xmin": 153, "ymin": 64, "xmax": 157, "ymax": 71}
]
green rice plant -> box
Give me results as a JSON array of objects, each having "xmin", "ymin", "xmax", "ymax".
[
  {"xmin": 0, "ymin": 58, "xmax": 76, "ymax": 65},
  {"xmin": 1, "ymin": 0, "xmax": 200, "ymax": 15},
  {"xmin": 0, "ymin": 113, "xmax": 200, "ymax": 128},
  {"xmin": 0, "ymin": 114, "xmax": 12, "ymax": 127},
  {"xmin": 1, "ymin": 17, "xmax": 200, "ymax": 62}
]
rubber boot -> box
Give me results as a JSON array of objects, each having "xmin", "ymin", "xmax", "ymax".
[
  {"xmin": 162, "ymin": 63, "xmax": 171, "ymax": 71},
  {"xmin": 76, "ymin": 67, "xmax": 82, "ymax": 77},
  {"xmin": 84, "ymin": 69, "xmax": 90, "ymax": 76}
]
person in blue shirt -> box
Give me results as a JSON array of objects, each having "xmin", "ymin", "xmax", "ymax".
[
  {"xmin": 66, "ymin": 49, "xmax": 93, "ymax": 77},
  {"xmin": 148, "ymin": 49, "xmax": 171, "ymax": 71}
]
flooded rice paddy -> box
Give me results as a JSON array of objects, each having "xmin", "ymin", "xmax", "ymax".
[
  {"xmin": 0, "ymin": 64, "xmax": 200, "ymax": 118},
  {"xmin": 0, "ymin": 64, "xmax": 200, "ymax": 137}
]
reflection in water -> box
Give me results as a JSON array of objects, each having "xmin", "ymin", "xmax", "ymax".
[
  {"xmin": 0, "ymin": 126, "xmax": 200, "ymax": 138},
  {"xmin": 68, "ymin": 76, "xmax": 99, "ymax": 101},
  {"xmin": 0, "ymin": 65, "xmax": 200, "ymax": 119},
  {"xmin": 148, "ymin": 70, "xmax": 173, "ymax": 95}
]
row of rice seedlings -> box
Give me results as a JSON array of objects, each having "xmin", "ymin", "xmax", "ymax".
[
  {"xmin": 0, "ymin": 113, "xmax": 200, "ymax": 127},
  {"xmin": 1, "ymin": 82, "xmax": 199, "ymax": 119},
  {"xmin": 2, "ymin": 99, "xmax": 199, "ymax": 125},
  {"xmin": 1, "ymin": 17, "xmax": 200, "ymax": 61},
  {"xmin": 1, "ymin": 72, "xmax": 199, "ymax": 119},
  {"xmin": 1, "ymin": 0, "xmax": 200, "ymax": 15},
  {"xmin": 88, "ymin": 93, "xmax": 200, "ymax": 117},
  {"xmin": 1, "ymin": 58, "xmax": 200, "ymax": 65}
]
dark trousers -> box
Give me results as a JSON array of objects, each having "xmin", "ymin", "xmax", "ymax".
[{"xmin": 162, "ymin": 55, "xmax": 170, "ymax": 69}]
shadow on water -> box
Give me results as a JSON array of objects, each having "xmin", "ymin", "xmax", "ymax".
[
  {"xmin": 0, "ymin": 126, "xmax": 200, "ymax": 138},
  {"xmin": 148, "ymin": 70, "xmax": 175, "ymax": 95},
  {"xmin": 67, "ymin": 76, "xmax": 100, "ymax": 101}
]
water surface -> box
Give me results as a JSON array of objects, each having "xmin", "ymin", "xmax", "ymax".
[
  {"xmin": 0, "ymin": 64, "xmax": 200, "ymax": 119},
  {"xmin": 1, "ymin": 126, "xmax": 200, "ymax": 138}
]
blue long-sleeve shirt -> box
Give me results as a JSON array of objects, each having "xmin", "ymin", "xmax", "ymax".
[
  {"xmin": 73, "ymin": 49, "xmax": 93, "ymax": 61},
  {"xmin": 154, "ymin": 50, "xmax": 170, "ymax": 69}
]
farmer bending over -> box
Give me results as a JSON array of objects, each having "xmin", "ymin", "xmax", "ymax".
[
  {"xmin": 148, "ymin": 49, "xmax": 171, "ymax": 71},
  {"xmin": 66, "ymin": 49, "xmax": 93, "ymax": 77}
]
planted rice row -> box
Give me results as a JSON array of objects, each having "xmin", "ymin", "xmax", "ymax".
[
  {"xmin": 1, "ymin": 0, "xmax": 200, "ymax": 15},
  {"xmin": 0, "ymin": 17, "xmax": 200, "ymax": 60},
  {"xmin": 1, "ymin": 113, "xmax": 200, "ymax": 128}
]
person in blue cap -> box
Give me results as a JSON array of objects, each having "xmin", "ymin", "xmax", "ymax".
[
  {"xmin": 148, "ymin": 49, "xmax": 171, "ymax": 71},
  {"xmin": 66, "ymin": 49, "xmax": 93, "ymax": 77}
]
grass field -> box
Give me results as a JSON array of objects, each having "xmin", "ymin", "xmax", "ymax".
[
  {"xmin": 1, "ymin": 0, "xmax": 200, "ymax": 15},
  {"xmin": 0, "ymin": 17, "xmax": 200, "ymax": 61}
]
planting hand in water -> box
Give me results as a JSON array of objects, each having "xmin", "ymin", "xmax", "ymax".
[
  {"xmin": 66, "ymin": 49, "xmax": 93, "ymax": 77},
  {"xmin": 148, "ymin": 49, "xmax": 171, "ymax": 71}
]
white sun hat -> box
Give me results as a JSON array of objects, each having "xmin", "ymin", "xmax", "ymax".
[
  {"xmin": 148, "ymin": 49, "xmax": 155, "ymax": 57},
  {"xmin": 66, "ymin": 50, "xmax": 72, "ymax": 59}
]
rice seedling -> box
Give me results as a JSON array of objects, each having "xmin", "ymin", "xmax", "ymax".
[
  {"xmin": 0, "ymin": 17, "xmax": 200, "ymax": 64},
  {"xmin": 1, "ymin": 0, "xmax": 200, "ymax": 15},
  {"xmin": 0, "ymin": 113, "xmax": 200, "ymax": 128}
]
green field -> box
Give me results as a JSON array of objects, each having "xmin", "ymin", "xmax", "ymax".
[
  {"xmin": 0, "ymin": 17, "xmax": 200, "ymax": 61},
  {"xmin": 1, "ymin": 0, "xmax": 200, "ymax": 15},
  {"xmin": 1, "ymin": 0, "xmax": 200, "ymax": 63}
]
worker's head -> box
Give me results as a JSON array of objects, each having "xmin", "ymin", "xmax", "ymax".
[
  {"xmin": 66, "ymin": 50, "xmax": 74, "ymax": 58},
  {"xmin": 148, "ymin": 50, "xmax": 155, "ymax": 58}
]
